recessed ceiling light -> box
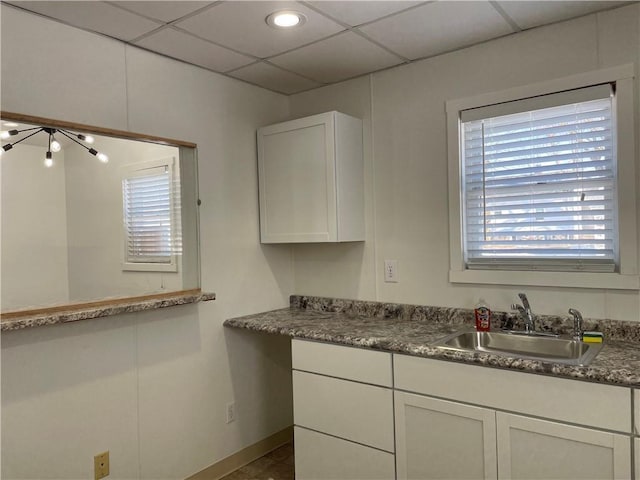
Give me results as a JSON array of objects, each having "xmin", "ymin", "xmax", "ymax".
[
  {"xmin": 266, "ymin": 10, "xmax": 307, "ymax": 29},
  {"xmin": 3, "ymin": 122, "xmax": 19, "ymax": 128}
]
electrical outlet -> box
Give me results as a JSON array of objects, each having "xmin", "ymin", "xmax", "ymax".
[
  {"xmin": 384, "ymin": 260, "xmax": 398, "ymax": 283},
  {"xmin": 226, "ymin": 402, "xmax": 236, "ymax": 424},
  {"xmin": 94, "ymin": 451, "xmax": 109, "ymax": 480}
]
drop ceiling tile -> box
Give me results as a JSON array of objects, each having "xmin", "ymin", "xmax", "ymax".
[
  {"xmin": 135, "ymin": 28, "xmax": 255, "ymax": 73},
  {"xmin": 497, "ymin": 1, "xmax": 630, "ymax": 30},
  {"xmin": 8, "ymin": 1, "xmax": 161, "ymax": 41},
  {"xmin": 269, "ymin": 31, "xmax": 404, "ymax": 83},
  {"xmin": 309, "ymin": 1, "xmax": 423, "ymax": 27},
  {"xmin": 175, "ymin": 1, "xmax": 345, "ymax": 58},
  {"xmin": 111, "ymin": 1, "xmax": 214, "ymax": 23},
  {"xmin": 360, "ymin": 1, "xmax": 514, "ymax": 60},
  {"xmin": 228, "ymin": 62, "xmax": 322, "ymax": 94}
]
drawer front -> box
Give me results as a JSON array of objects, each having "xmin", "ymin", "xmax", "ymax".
[
  {"xmin": 293, "ymin": 370, "xmax": 394, "ymax": 452},
  {"xmin": 292, "ymin": 339, "xmax": 392, "ymax": 387},
  {"xmin": 635, "ymin": 389, "xmax": 639, "ymax": 435},
  {"xmin": 294, "ymin": 427, "xmax": 395, "ymax": 480},
  {"xmin": 394, "ymin": 354, "xmax": 631, "ymax": 433}
]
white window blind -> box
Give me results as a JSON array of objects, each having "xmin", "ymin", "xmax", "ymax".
[
  {"xmin": 461, "ymin": 84, "xmax": 616, "ymax": 272},
  {"xmin": 122, "ymin": 161, "xmax": 180, "ymax": 267}
]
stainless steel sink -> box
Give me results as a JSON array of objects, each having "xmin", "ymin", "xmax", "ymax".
[{"xmin": 431, "ymin": 330, "xmax": 603, "ymax": 366}]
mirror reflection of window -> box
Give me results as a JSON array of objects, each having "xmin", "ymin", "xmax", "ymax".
[{"xmin": 121, "ymin": 157, "xmax": 181, "ymax": 272}]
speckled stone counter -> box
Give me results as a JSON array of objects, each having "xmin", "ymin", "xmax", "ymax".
[
  {"xmin": 224, "ymin": 295, "xmax": 640, "ymax": 387},
  {"xmin": 1, "ymin": 291, "xmax": 216, "ymax": 332}
]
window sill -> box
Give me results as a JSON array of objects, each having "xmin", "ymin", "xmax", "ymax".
[
  {"xmin": 0, "ymin": 289, "xmax": 216, "ymax": 332},
  {"xmin": 449, "ymin": 269, "xmax": 640, "ymax": 290}
]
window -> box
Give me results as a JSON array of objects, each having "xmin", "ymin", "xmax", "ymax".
[
  {"xmin": 447, "ymin": 65, "xmax": 638, "ymax": 289},
  {"xmin": 462, "ymin": 85, "xmax": 615, "ymax": 272},
  {"xmin": 121, "ymin": 157, "xmax": 181, "ymax": 272}
]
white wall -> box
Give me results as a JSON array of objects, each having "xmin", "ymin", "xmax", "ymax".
[
  {"xmin": 64, "ymin": 137, "xmax": 183, "ymax": 302},
  {"xmin": 1, "ymin": 5, "xmax": 294, "ymax": 480},
  {"xmin": 1, "ymin": 144, "xmax": 70, "ymax": 310},
  {"xmin": 290, "ymin": 4, "xmax": 640, "ymax": 322}
]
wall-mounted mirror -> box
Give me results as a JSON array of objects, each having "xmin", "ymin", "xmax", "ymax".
[{"xmin": 0, "ymin": 113, "xmax": 200, "ymax": 314}]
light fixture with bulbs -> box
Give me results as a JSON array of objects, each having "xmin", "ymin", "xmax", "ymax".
[
  {"xmin": 266, "ymin": 10, "xmax": 307, "ymax": 28},
  {"xmin": 1, "ymin": 125, "xmax": 108, "ymax": 168}
]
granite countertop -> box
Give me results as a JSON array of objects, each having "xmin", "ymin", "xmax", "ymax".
[
  {"xmin": 224, "ymin": 295, "xmax": 640, "ymax": 388},
  {"xmin": 1, "ymin": 290, "xmax": 216, "ymax": 331}
]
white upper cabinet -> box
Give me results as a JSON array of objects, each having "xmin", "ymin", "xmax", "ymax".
[{"xmin": 257, "ymin": 111, "xmax": 364, "ymax": 243}]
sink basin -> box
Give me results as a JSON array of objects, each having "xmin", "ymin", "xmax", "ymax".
[{"xmin": 431, "ymin": 330, "xmax": 603, "ymax": 366}]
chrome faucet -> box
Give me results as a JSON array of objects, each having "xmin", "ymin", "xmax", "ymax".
[
  {"xmin": 569, "ymin": 308, "xmax": 584, "ymax": 341},
  {"xmin": 511, "ymin": 293, "xmax": 535, "ymax": 333}
]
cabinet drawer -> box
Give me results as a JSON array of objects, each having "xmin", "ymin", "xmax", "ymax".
[
  {"xmin": 394, "ymin": 354, "xmax": 631, "ymax": 432},
  {"xmin": 293, "ymin": 371, "xmax": 394, "ymax": 452},
  {"xmin": 294, "ymin": 427, "xmax": 395, "ymax": 480},
  {"xmin": 634, "ymin": 389, "xmax": 639, "ymax": 435},
  {"xmin": 292, "ymin": 339, "xmax": 392, "ymax": 387}
]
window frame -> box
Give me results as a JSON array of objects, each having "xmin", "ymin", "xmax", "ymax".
[
  {"xmin": 121, "ymin": 157, "xmax": 179, "ymax": 273},
  {"xmin": 446, "ymin": 64, "xmax": 638, "ymax": 290}
]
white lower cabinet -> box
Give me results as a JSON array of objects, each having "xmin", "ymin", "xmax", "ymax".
[
  {"xmin": 394, "ymin": 392, "xmax": 497, "ymax": 480},
  {"xmin": 496, "ymin": 412, "xmax": 631, "ymax": 480},
  {"xmin": 292, "ymin": 339, "xmax": 394, "ymax": 480},
  {"xmin": 291, "ymin": 342, "xmax": 635, "ymax": 480},
  {"xmin": 294, "ymin": 427, "xmax": 395, "ymax": 480}
]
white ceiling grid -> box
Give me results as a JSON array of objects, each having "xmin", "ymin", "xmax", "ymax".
[{"xmin": 4, "ymin": 0, "xmax": 633, "ymax": 95}]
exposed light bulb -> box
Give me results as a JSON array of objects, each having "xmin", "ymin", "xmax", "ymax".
[
  {"xmin": 50, "ymin": 138, "xmax": 62, "ymax": 152},
  {"xmin": 97, "ymin": 152, "xmax": 109, "ymax": 163},
  {"xmin": 44, "ymin": 151, "xmax": 53, "ymax": 168},
  {"xmin": 78, "ymin": 133, "xmax": 95, "ymax": 144}
]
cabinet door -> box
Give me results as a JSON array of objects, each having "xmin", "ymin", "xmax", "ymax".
[
  {"xmin": 496, "ymin": 412, "xmax": 631, "ymax": 480},
  {"xmin": 294, "ymin": 427, "xmax": 395, "ymax": 480},
  {"xmin": 258, "ymin": 113, "xmax": 337, "ymax": 243},
  {"xmin": 395, "ymin": 391, "xmax": 497, "ymax": 480},
  {"xmin": 635, "ymin": 438, "xmax": 639, "ymax": 480}
]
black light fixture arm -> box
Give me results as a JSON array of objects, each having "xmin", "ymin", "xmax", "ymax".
[
  {"xmin": 2, "ymin": 128, "xmax": 45, "ymax": 151},
  {"xmin": 6, "ymin": 126, "xmax": 41, "ymax": 136},
  {"xmin": 56, "ymin": 128, "xmax": 95, "ymax": 153}
]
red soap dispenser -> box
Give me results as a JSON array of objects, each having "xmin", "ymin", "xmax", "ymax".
[{"xmin": 474, "ymin": 299, "xmax": 491, "ymax": 332}]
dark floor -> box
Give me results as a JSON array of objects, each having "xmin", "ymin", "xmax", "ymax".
[{"xmin": 220, "ymin": 442, "xmax": 294, "ymax": 480}]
